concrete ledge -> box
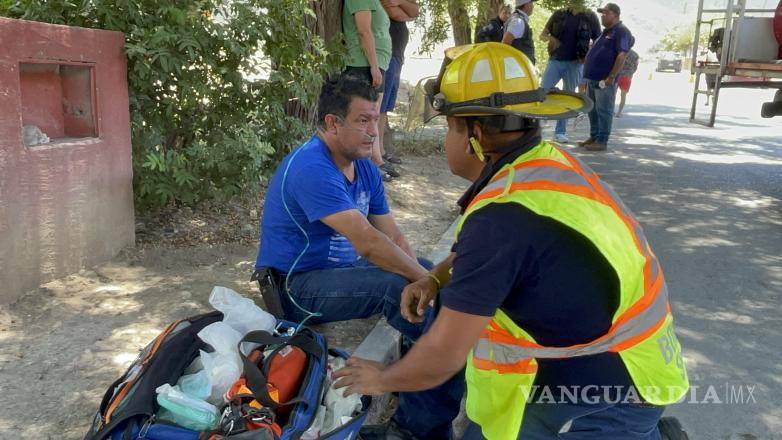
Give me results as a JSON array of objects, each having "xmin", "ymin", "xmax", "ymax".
[{"xmin": 353, "ymin": 218, "xmax": 459, "ymax": 423}]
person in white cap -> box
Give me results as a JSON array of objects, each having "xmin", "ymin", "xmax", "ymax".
[{"xmin": 502, "ymin": 0, "xmax": 537, "ymax": 64}]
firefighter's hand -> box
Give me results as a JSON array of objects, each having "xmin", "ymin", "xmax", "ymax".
[
  {"xmin": 333, "ymin": 357, "xmax": 387, "ymax": 396},
  {"xmin": 400, "ymin": 276, "xmax": 437, "ymax": 324},
  {"xmin": 370, "ymin": 66, "xmax": 383, "ymax": 89}
]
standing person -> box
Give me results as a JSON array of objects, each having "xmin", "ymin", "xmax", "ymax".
[
  {"xmin": 475, "ymin": 4, "xmax": 512, "ymax": 43},
  {"xmin": 343, "ymin": 0, "xmax": 394, "ymax": 180},
  {"xmin": 333, "ymin": 43, "xmax": 689, "ymax": 440},
  {"xmin": 378, "ymin": 0, "xmax": 419, "ymax": 179},
  {"xmin": 540, "ymin": 3, "xmax": 601, "ymax": 143},
  {"xmin": 578, "ymin": 3, "xmax": 633, "ymax": 151},
  {"xmin": 616, "ymin": 46, "xmax": 639, "ymax": 117},
  {"xmin": 503, "ymin": 0, "xmax": 537, "ymax": 64}
]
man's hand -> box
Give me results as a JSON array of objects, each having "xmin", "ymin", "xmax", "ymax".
[
  {"xmin": 380, "ymin": 0, "xmax": 400, "ymax": 7},
  {"xmin": 605, "ymin": 75, "xmax": 615, "ymax": 87},
  {"xmin": 370, "ymin": 66, "xmax": 382, "ymax": 89},
  {"xmin": 400, "ymin": 276, "xmax": 438, "ymax": 323},
  {"xmin": 332, "ymin": 357, "xmax": 387, "ymax": 396}
]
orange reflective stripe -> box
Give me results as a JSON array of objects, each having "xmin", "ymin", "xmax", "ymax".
[
  {"xmin": 489, "ymin": 159, "xmax": 574, "ymax": 184},
  {"xmin": 609, "ymin": 314, "xmax": 667, "ymax": 352},
  {"xmin": 610, "ymin": 266, "xmax": 664, "ymax": 331},
  {"xmin": 482, "ymin": 328, "xmax": 543, "ymax": 348},
  {"xmin": 558, "ymin": 149, "xmax": 645, "ymax": 255},
  {"xmin": 473, "ymin": 357, "xmax": 538, "ymax": 374},
  {"xmin": 467, "ymin": 181, "xmax": 611, "ymax": 212}
]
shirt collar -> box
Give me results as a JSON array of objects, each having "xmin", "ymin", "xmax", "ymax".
[{"xmin": 457, "ymin": 127, "xmax": 542, "ymax": 213}]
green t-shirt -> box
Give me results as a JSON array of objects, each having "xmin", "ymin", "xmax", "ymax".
[{"xmin": 342, "ymin": 0, "xmax": 392, "ymax": 70}]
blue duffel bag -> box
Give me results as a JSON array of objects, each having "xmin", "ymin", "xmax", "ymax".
[{"xmin": 84, "ymin": 312, "xmax": 370, "ymax": 440}]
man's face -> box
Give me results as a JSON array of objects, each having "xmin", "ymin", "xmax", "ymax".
[
  {"xmin": 600, "ymin": 9, "xmax": 618, "ymax": 27},
  {"xmin": 523, "ymin": 2, "xmax": 535, "ymax": 15},
  {"xmin": 444, "ymin": 116, "xmax": 484, "ymax": 181},
  {"xmin": 335, "ymin": 97, "xmax": 379, "ymax": 161}
]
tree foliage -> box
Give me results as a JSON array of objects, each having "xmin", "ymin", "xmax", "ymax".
[
  {"xmin": 654, "ymin": 23, "xmax": 708, "ymax": 55},
  {"xmin": 5, "ymin": 0, "xmax": 343, "ymax": 210},
  {"xmin": 415, "ymin": 0, "xmax": 597, "ymax": 60}
]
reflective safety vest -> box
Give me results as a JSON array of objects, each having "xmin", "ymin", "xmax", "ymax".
[{"xmin": 457, "ymin": 142, "xmax": 689, "ymax": 440}]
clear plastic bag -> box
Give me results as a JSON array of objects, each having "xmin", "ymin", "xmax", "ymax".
[
  {"xmin": 209, "ymin": 286, "xmax": 276, "ymax": 336},
  {"xmin": 199, "ymin": 349, "xmax": 242, "ymax": 405},
  {"xmin": 321, "ymin": 357, "xmax": 362, "ymax": 433},
  {"xmin": 197, "ymin": 321, "xmax": 242, "ymax": 354},
  {"xmin": 176, "ymin": 369, "xmax": 211, "ymax": 401},
  {"xmin": 155, "ymin": 383, "xmax": 219, "ymax": 431}
]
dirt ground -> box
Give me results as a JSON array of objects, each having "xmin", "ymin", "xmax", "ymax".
[{"xmin": 0, "ymin": 141, "xmax": 466, "ymax": 439}]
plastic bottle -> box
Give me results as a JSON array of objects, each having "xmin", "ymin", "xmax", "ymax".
[{"xmin": 156, "ymin": 383, "xmax": 219, "ymax": 431}]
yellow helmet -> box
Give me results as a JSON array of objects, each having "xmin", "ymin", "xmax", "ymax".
[{"xmin": 425, "ymin": 42, "xmax": 592, "ymax": 121}]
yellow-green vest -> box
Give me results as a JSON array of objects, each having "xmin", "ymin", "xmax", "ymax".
[{"xmin": 457, "ymin": 142, "xmax": 689, "ymax": 440}]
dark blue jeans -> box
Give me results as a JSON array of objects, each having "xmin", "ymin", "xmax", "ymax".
[
  {"xmin": 462, "ymin": 401, "xmax": 664, "ymax": 440},
  {"xmin": 586, "ymin": 79, "xmax": 618, "ymax": 144},
  {"xmin": 281, "ymin": 259, "xmax": 465, "ymax": 440}
]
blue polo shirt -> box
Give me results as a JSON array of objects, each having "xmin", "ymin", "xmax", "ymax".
[
  {"xmin": 584, "ymin": 22, "xmax": 632, "ymax": 81},
  {"xmin": 441, "ymin": 202, "xmax": 634, "ymax": 400},
  {"xmin": 255, "ymin": 135, "xmax": 389, "ymax": 274}
]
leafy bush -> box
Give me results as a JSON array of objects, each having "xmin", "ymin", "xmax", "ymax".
[{"xmin": 6, "ymin": 0, "xmax": 343, "ymax": 210}]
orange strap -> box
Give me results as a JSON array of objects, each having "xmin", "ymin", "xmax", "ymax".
[{"xmin": 473, "ymin": 357, "xmax": 538, "ymax": 374}]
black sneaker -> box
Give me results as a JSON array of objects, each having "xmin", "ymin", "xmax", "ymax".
[
  {"xmin": 380, "ymin": 162, "xmax": 401, "ymax": 178},
  {"xmin": 383, "ymin": 153, "xmax": 403, "ymax": 165},
  {"xmin": 360, "ymin": 419, "xmax": 418, "ymax": 440},
  {"xmin": 381, "ymin": 171, "xmax": 394, "ymax": 182},
  {"xmin": 658, "ymin": 417, "xmax": 690, "ymax": 440}
]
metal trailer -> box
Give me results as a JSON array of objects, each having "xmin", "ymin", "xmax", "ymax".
[{"xmin": 689, "ymin": 0, "xmax": 782, "ymax": 126}]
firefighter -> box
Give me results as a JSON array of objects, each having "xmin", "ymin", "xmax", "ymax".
[{"xmin": 335, "ymin": 43, "xmax": 689, "ymax": 440}]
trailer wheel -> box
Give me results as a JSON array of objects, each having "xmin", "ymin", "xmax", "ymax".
[{"xmin": 774, "ymin": 89, "xmax": 782, "ymax": 103}]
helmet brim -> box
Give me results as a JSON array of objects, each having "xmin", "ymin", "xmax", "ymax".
[{"xmin": 425, "ymin": 89, "xmax": 593, "ymax": 122}]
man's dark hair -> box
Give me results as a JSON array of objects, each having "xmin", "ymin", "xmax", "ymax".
[{"xmin": 317, "ymin": 74, "xmax": 379, "ymax": 127}]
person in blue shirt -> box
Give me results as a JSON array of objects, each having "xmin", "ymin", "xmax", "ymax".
[
  {"xmin": 579, "ymin": 2, "xmax": 633, "ymax": 151},
  {"xmin": 257, "ymin": 74, "xmax": 428, "ymax": 329}
]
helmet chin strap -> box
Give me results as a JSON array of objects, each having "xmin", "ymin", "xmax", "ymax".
[
  {"xmin": 466, "ymin": 118, "xmax": 542, "ymax": 163},
  {"xmin": 466, "ymin": 123, "xmax": 487, "ymax": 162}
]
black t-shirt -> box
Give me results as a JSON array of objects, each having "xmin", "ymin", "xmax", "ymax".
[
  {"xmin": 545, "ymin": 9, "xmax": 601, "ymax": 61},
  {"xmin": 389, "ymin": 20, "xmax": 409, "ymax": 62},
  {"xmin": 440, "ymin": 202, "xmax": 635, "ymax": 399}
]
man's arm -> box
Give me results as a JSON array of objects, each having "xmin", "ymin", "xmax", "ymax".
[
  {"xmin": 334, "ymin": 306, "xmax": 491, "ymax": 395},
  {"xmin": 502, "ymin": 15, "xmax": 525, "ymax": 45},
  {"xmin": 369, "ymin": 213, "xmax": 416, "ymax": 259},
  {"xmin": 399, "ymin": 252, "xmax": 455, "ymax": 323},
  {"xmin": 381, "ymin": 0, "xmax": 418, "ymax": 21},
  {"xmin": 397, "ymin": 0, "xmax": 419, "ymax": 18},
  {"xmin": 605, "ymin": 28, "xmax": 630, "ymax": 85},
  {"xmin": 321, "ymin": 209, "xmax": 427, "ymax": 281},
  {"xmin": 354, "ymin": 10, "xmax": 382, "ymax": 88},
  {"xmin": 539, "ymin": 12, "xmax": 555, "ymax": 41},
  {"xmin": 605, "ymin": 51, "xmax": 627, "ymax": 85}
]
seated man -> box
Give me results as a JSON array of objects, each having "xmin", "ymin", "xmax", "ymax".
[
  {"xmin": 255, "ymin": 74, "xmax": 430, "ymax": 333},
  {"xmin": 255, "ymin": 74, "xmax": 462, "ymax": 439}
]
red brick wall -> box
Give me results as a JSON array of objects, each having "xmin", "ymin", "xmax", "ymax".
[{"xmin": 0, "ymin": 18, "xmax": 134, "ymax": 304}]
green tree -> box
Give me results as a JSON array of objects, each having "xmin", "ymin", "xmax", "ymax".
[
  {"xmin": 5, "ymin": 0, "xmax": 343, "ymax": 210},
  {"xmin": 655, "ymin": 23, "xmax": 708, "ymax": 55}
]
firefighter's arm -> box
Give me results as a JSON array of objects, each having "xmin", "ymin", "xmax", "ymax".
[{"xmin": 333, "ymin": 307, "xmax": 490, "ymax": 395}]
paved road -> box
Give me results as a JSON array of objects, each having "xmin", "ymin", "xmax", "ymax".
[{"xmin": 544, "ymin": 65, "xmax": 782, "ymax": 439}]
